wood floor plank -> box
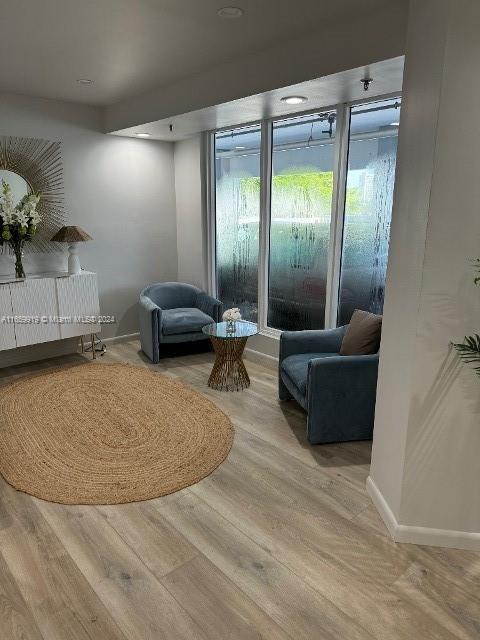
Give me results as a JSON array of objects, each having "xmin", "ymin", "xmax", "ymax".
[
  {"xmin": 154, "ymin": 491, "xmax": 373, "ymax": 640},
  {"xmin": 392, "ymin": 561, "xmax": 480, "ymax": 639},
  {"xmin": 0, "ymin": 339, "xmax": 478, "ymax": 640},
  {"xmin": 0, "ymin": 551, "xmax": 44, "ymax": 640},
  {"xmin": 161, "ymin": 554, "xmax": 293, "ymax": 640},
  {"xmin": 0, "ymin": 482, "xmax": 129, "ymax": 640},
  {"xmin": 231, "ymin": 426, "xmax": 371, "ymax": 518},
  {"xmin": 97, "ymin": 502, "xmax": 199, "ymax": 577},
  {"xmin": 36, "ymin": 501, "xmax": 209, "ymax": 640},
  {"xmin": 191, "ymin": 444, "xmax": 479, "ymax": 640}
]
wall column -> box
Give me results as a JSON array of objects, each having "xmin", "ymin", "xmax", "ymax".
[{"xmin": 369, "ymin": 0, "xmax": 480, "ymax": 550}]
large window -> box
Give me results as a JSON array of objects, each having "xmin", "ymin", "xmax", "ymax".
[
  {"xmin": 338, "ymin": 100, "xmax": 400, "ymax": 325},
  {"xmin": 214, "ymin": 125, "xmax": 261, "ymax": 321},
  {"xmin": 268, "ymin": 112, "xmax": 336, "ymax": 331},
  {"xmin": 210, "ymin": 97, "xmax": 400, "ymax": 333}
]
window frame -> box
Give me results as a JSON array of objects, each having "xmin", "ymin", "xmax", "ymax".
[{"xmin": 207, "ymin": 92, "xmax": 401, "ymax": 337}]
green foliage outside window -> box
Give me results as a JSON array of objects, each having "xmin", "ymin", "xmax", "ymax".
[{"xmin": 240, "ymin": 171, "xmax": 362, "ymax": 215}]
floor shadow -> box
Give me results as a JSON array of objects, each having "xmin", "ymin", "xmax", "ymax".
[
  {"xmin": 279, "ymin": 400, "xmax": 372, "ymax": 468},
  {"xmin": 136, "ymin": 342, "xmax": 214, "ymax": 369},
  {"xmin": 0, "ymin": 352, "xmax": 89, "ymax": 382}
]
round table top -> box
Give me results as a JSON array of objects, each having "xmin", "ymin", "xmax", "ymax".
[{"xmin": 202, "ymin": 320, "xmax": 258, "ymax": 340}]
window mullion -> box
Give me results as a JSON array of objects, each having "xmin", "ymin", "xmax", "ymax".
[
  {"xmin": 324, "ymin": 104, "xmax": 350, "ymax": 328},
  {"xmin": 258, "ymin": 120, "xmax": 272, "ymax": 333},
  {"xmin": 205, "ymin": 131, "xmax": 217, "ymax": 296}
]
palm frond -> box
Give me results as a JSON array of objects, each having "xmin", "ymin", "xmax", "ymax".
[
  {"xmin": 453, "ymin": 334, "xmax": 480, "ymax": 376},
  {"xmin": 474, "ymin": 258, "xmax": 480, "ymax": 286}
]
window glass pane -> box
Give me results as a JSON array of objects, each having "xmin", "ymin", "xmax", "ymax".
[
  {"xmin": 268, "ymin": 112, "xmax": 336, "ymax": 331},
  {"xmin": 215, "ymin": 125, "xmax": 261, "ymax": 321},
  {"xmin": 338, "ymin": 98, "xmax": 400, "ymax": 326}
]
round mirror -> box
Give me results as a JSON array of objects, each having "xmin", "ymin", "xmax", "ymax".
[{"xmin": 0, "ymin": 169, "xmax": 31, "ymax": 205}]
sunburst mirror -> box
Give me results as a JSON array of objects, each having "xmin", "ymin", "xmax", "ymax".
[{"xmin": 0, "ymin": 136, "xmax": 65, "ymax": 254}]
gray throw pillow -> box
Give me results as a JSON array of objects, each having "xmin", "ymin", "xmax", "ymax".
[{"xmin": 340, "ymin": 309, "xmax": 382, "ymax": 355}]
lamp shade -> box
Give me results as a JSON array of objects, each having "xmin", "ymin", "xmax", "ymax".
[{"xmin": 51, "ymin": 225, "xmax": 92, "ymax": 243}]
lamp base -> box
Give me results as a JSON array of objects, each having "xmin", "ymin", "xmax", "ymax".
[{"xmin": 68, "ymin": 243, "xmax": 81, "ymax": 275}]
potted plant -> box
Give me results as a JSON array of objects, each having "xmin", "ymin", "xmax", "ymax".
[
  {"xmin": 453, "ymin": 259, "xmax": 480, "ymax": 377},
  {"xmin": 0, "ymin": 180, "xmax": 41, "ymax": 278}
]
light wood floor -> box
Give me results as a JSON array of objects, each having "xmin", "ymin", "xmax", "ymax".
[{"xmin": 0, "ymin": 340, "xmax": 479, "ymax": 640}]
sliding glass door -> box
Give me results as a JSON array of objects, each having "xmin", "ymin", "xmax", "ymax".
[
  {"xmin": 210, "ymin": 96, "xmax": 401, "ymax": 334},
  {"xmin": 268, "ymin": 112, "xmax": 336, "ymax": 331},
  {"xmin": 214, "ymin": 125, "xmax": 261, "ymax": 321},
  {"xmin": 338, "ymin": 99, "xmax": 400, "ymax": 325}
]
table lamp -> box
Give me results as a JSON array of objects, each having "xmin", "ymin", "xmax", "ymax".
[{"xmin": 51, "ymin": 226, "xmax": 92, "ymax": 275}]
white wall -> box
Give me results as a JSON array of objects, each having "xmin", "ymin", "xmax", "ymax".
[
  {"xmin": 0, "ymin": 93, "xmax": 178, "ymax": 340},
  {"xmin": 369, "ymin": 0, "xmax": 480, "ymax": 550},
  {"xmin": 173, "ymin": 135, "xmax": 207, "ymax": 290}
]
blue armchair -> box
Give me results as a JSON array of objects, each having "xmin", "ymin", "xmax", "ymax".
[
  {"xmin": 139, "ymin": 282, "xmax": 223, "ymax": 363},
  {"xmin": 279, "ymin": 326, "xmax": 379, "ymax": 444}
]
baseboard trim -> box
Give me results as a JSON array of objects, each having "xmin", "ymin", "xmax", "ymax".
[
  {"xmin": 103, "ymin": 332, "xmax": 140, "ymax": 345},
  {"xmin": 366, "ymin": 476, "xmax": 398, "ymax": 539},
  {"xmin": 244, "ymin": 347, "xmax": 278, "ymax": 370},
  {"xmin": 366, "ymin": 476, "xmax": 480, "ymax": 551}
]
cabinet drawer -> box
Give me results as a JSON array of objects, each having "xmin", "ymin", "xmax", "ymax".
[
  {"xmin": 0, "ymin": 284, "xmax": 16, "ymax": 351},
  {"xmin": 56, "ymin": 273, "xmax": 100, "ymax": 338},
  {"xmin": 9, "ymin": 278, "xmax": 61, "ymax": 346}
]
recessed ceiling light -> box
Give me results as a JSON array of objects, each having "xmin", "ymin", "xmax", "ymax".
[
  {"xmin": 77, "ymin": 78, "xmax": 94, "ymax": 85},
  {"xmin": 281, "ymin": 96, "xmax": 308, "ymax": 105},
  {"xmin": 235, "ymin": 145, "xmax": 246, "ymax": 150},
  {"xmin": 217, "ymin": 6, "xmax": 244, "ymax": 18},
  {"xmin": 136, "ymin": 133, "xmax": 151, "ymax": 138},
  {"xmin": 390, "ymin": 122, "xmax": 400, "ymax": 126}
]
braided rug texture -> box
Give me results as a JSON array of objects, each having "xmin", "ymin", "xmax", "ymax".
[{"xmin": 0, "ymin": 363, "xmax": 234, "ymax": 505}]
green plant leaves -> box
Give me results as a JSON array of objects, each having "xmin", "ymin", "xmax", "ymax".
[{"xmin": 453, "ymin": 334, "xmax": 480, "ymax": 377}]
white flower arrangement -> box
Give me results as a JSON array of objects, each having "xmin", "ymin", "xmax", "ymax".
[
  {"xmin": 223, "ymin": 307, "xmax": 242, "ymax": 322},
  {"xmin": 0, "ymin": 180, "xmax": 42, "ymax": 278}
]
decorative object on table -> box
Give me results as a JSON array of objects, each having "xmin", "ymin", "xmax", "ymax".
[
  {"xmin": 0, "ymin": 180, "xmax": 41, "ymax": 278},
  {"xmin": 223, "ymin": 307, "xmax": 242, "ymax": 333},
  {"xmin": 202, "ymin": 320, "xmax": 258, "ymax": 391},
  {"xmin": 0, "ymin": 363, "xmax": 234, "ymax": 505},
  {"xmin": 0, "ymin": 136, "xmax": 65, "ymax": 255},
  {"xmin": 51, "ymin": 225, "xmax": 92, "ymax": 274},
  {"xmin": 139, "ymin": 282, "xmax": 223, "ymax": 363},
  {"xmin": 279, "ymin": 313, "xmax": 381, "ymax": 444},
  {"xmin": 452, "ymin": 258, "xmax": 480, "ymax": 377}
]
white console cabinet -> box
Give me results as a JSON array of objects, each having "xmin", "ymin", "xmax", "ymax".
[{"xmin": 0, "ymin": 271, "xmax": 100, "ymax": 352}]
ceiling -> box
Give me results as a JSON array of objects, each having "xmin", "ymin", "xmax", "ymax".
[
  {"xmin": 111, "ymin": 57, "xmax": 404, "ymax": 141},
  {"xmin": 215, "ymin": 97, "xmax": 402, "ymax": 153},
  {"xmin": 0, "ymin": 0, "xmax": 406, "ymax": 107}
]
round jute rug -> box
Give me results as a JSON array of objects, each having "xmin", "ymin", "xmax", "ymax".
[{"xmin": 0, "ymin": 363, "xmax": 234, "ymax": 505}]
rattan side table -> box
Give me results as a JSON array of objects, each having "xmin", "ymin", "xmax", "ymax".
[{"xmin": 202, "ymin": 321, "xmax": 258, "ymax": 391}]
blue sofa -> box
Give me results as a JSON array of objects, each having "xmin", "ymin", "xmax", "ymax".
[
  {"xmin": 139, "ymin": 282, "xmax": 223, "ymax": 363},
  {"xmin": 279, "ymin": 326, "xmax": 379, "ymax": 444}
]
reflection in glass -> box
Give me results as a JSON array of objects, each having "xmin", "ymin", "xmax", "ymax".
[
  {"xmin": 338, "ymin": 98, "xmax": 400, "ymax": 326},
  {"xmin": 0, "ymin": 170, "xmax": 30, "ymax": 205},
  {"xmin": 268, "ymin": 112, "xmax": 336, "ymax": 330},
  {"xmin": 202, "ymin": 320, "xmax": 258, "ymax": 339},
  {"xmin": 214, "ymin": 125, "xmax": 261, "ymax": 321}
]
